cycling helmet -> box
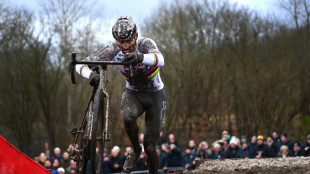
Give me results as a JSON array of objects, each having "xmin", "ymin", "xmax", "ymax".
[{"xmin": 112, "ymin": 16, "xmax": 137, "ymax": 41}]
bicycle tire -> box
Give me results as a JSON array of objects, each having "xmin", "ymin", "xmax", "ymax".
[
  {"xmin": 89, "ymin": 87, "xmax": 104, "ymax": 174},
  {"xmin": 75, "ymin": 112, "xmax": 89, "ymax": 174}
]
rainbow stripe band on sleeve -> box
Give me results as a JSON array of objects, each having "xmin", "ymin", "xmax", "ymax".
[
  {"xmin": 80, "ymin": 65, "xmax": 88, "ymax": 75},
  {"xmin": 152, "ymin": 53, "xmax": 158, "ymax": 66}
]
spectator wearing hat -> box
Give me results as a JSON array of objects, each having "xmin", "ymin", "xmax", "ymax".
[
  {"xmin": 102, "ymin": 148, "xmax": 113, "ymax": 174},
  {"xmin": 237, "ymin": 142, "xmax": 251, "ymax": 158},
  {"xmin": 57, "ymin": 167, "xmax": 65, "ymax": 174},
  {"xmin": 222, "ymin": 131, "xmax": 231, "ymax": 142},
  {"xmin": 240, "ymin": 135, "xmax": 247, "ymax": 144},
  {"xmin": 225, "ymin": 138, "xmax": 240, "ymax": 158},
  {"xmin": 290, "ymin": 142, "xmax": 302, "ymax": 157},
  {"xmin": 252, "ymin": 135, "xmax": 269, "ymax": 158},
  {"xmin": 279, "ymin": 133, "xmax": 293, "ymax": 152},
  {"xmin": 266, "ymin": 135, "xmax": 279, "ymax": 157},
  {"xmin": 210, "ymin": 143, "xmax": 225, "ymax": 159},
  {"xmin": 248, "ymin": 134, "xmax": 257, "ymax": 157},
  {"xmin": 109, "ymin": 146, "xmax": 124, "ymax": 173},
  {"xmin": 301, "ymin": 134, "xmax": 310, "ymax": 156},
  {"xmin": 182, "ymin": 146, "xmax": 196, "ymax": 169}
]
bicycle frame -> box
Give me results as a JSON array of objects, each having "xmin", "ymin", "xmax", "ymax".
[{"xmin": 69, "ymin": 52, "xmax": 134, "ymax": 174}]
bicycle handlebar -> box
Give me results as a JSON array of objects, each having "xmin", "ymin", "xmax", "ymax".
[{"xmin": 68, "ymin": 52, "xmax": 134, "ymax": 85}]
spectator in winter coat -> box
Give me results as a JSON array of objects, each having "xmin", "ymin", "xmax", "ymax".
[
  {"xmin": 290, "ymin": 142, "xmax": 302, "ymax": 157},
  {"xmin": 278, "ymin": 145, "xmax": 290, "ymax": 158},
  {"xmin": 109, "ymin": 146, "xmax": 124, "ymax": 173},
  {"xmin": 136, "ymin": 150, "xmax": 148, "ymax": 171},
  {"xmin": 158, "ymin": 144, "xmax": 169, "ymax": 172},
  {"xmin": 210, "ymin": 143, "xmax": 225, "ymax": 159},
  {"xmin": 266, "ymin": 135, "xmax": 279, "ymax": 157},
  {"xmin": 225, "ymin": 138, "xmax": 240, "ymax": 158},
  {"xmin": 248, "ymin": 134, "xmax": 257, "ymax": 157},
  {"xmin": 188, "ymin": 140, "xmax": 197, "ymax": 155},
  {"xmin": 182, "ymin": 146, "xmax": 195, "ymax": 170},
  {"xmin": 51, "ymin": 147, "xmax": 64, "ymax": 164},
  {"xmin": 222, "ymin": 131, "xmax": 231, "ymax": 142},
  {"xmin": 196, "ymin": 141, "xmax": 210, "ymax": 159},
  {"xmin": 278, "ymin": 133, "xmax": 294, "ymax": 152},
  {"xmin": 237, "ymin": 142, "xmax": 251, "ymax": 158},
  {"xmin": 252, "ymin": 135, "xmax": 269, "ymax": 158},
  {"xmin": 272, "ymin": 129, "xmax": 280, "ymax": 143},
  {"xmin": 167, "ymin": 143, "xmax": 182, "ymax": 167},
  {"xmin": 301, "ymin": 134, "xmax": 310, "ymax": 156}
]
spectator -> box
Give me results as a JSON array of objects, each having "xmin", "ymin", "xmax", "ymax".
[
  {"xmin": 301, "ymin": 134, "xmax": 310, "ymax": 156},
  {"xmin": 158, "ymin": 144, "xmax": 169, "ymax": 172},
  {"xmin": 57, "ymin": 167, "xmax": 65, "ymax": 174},
  {"xmin": 52, "ymin": 159, "xmax": 60, "ymax": 172},
  {"xmin": 279, "ymin": 133, "xmax": 293, "ymax": 151},
  {"xmin": 181, "ymin": 146, "xmax": 195, "ymax": 170},
  {"xmin": 272, "ymin": 129, "xmax": 280, "ymax": 143},
  {"xmin": 45, "ymin": 142, "xmax": 50, "ymax": 160},
  {"xmin": 51, "ymin": 147, "xmax": 64, "ymax": 163},
  {"xmin": 167, "ymin": 142, "xmax": 182, "ymax": 167},
  {"xmin": 102, "ymin": 148, "xmax": 113, "ymax": 174},
  {"xmin": 136, "ymin": 149, "xmax": 148, "ymax": 171},
  {"xmin": 225, "ymin": 138, "xmax": 240, "ymax": 158},
  {"xmin": 252, "ymin": 135, "xmax": 269, "ymax": 158},
  {"xmin": 222, "ymin": 131, "xmax": 231, "ymax": 141},
  {"xmin": 266, "ymin": 135, "xmax": 279, "ymax": 157},
  {"xmin": 237, "ymin": 142, "xmax": 251, "ymax": 158},
  {"xmin": 38, "ymin": 152, "xmax": 47, "ymax": 166},
  {"xmin": 196, "ymin": 141, "xmax": 210, "ymax": 159},
  {"xmin": 188, "ymin": 140, "xmax": 197, "ymax": 155},
  {"xmin": 290, "ymin": 142, "xmax": 302, "ymax": 157},
  {"xmin": 278, "ymin": 145, "xmax": 290, "ymax": 158},
  {"xmin": 240, "ymin": 135, "xmax": 247, "ymax": 144},
  {"xmin": 248, "ymin": 134, "xmax": 257, "ymax": 157},
  {"xmin": 60, "ymin": 151, "xmax": 70, "ymax": 169},
  {"xmin": 109, "ymin": 146, "xmax": 124, "ymax": 173},
  {"xmin": 123, "ymin": 146, "xmax": 133, "ymax": 161},
  {"xmin": 210, "ymin": 143, "xmax": 225, "ymax": 159},
  {"xmin": 66, "ymin": 160, "xmax": 76, "ymax": 174},
  {"xmin": 168, "ymin": 133, "xmax": 180, "ymax": 147},
  {"xmin": 157, "ymin": 131, "xmax": 167, "ymax": 146},
  {"xmin": 44, "ymin": 160, "xmax": 52, "ymax": 170}
]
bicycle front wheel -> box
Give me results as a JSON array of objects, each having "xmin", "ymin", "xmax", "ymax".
[{"xmin": 88, "ymin": 87, "xmax": 104, "ymax": 174}]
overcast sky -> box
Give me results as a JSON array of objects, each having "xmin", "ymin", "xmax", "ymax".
[{"xmin": 8, "ymin": 0, "xmax": 284, "ymax": 42}]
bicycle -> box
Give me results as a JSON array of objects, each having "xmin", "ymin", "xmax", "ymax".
[{"xmin": 68, "ymin": 52, "xmax": 134, "ymax": 174}]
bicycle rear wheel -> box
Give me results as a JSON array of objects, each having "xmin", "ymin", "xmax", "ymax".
[{"xmin": 89, "ymin": 87, "xmax": 104, "ymax": 174}]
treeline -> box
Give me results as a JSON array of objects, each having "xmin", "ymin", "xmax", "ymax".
[
  {"xmin": 0, "ymin": 0, "xmax": 309, "ymax": 156},
  {"xmin": 142, "ymin": 0, "xmax": 310, "ymax": 145}
]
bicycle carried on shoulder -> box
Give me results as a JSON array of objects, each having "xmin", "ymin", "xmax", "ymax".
[{"xmin": 68, "ymin": 52, "xmax": 134, "ymax": 174}]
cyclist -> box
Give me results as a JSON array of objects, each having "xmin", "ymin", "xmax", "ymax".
[{"xmin": 75, "ymin": 16, "xmax": 166, "ymax": 174}]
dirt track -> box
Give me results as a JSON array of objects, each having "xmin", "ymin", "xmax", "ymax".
[{"xmin": 183, "ymin": 157, "xmax": 310, "ymax": 174}]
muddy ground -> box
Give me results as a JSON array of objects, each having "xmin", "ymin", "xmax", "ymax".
[{"xmin": 182, "ymin": 157, "xmax": 310, "ymax": 174}]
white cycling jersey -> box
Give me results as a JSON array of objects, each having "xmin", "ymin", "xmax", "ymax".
[{"xmin": 76, "ymin": 37, "xmax": 164, "ymax": 92}]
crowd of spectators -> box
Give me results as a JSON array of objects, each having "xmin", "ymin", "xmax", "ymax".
[{"xmin": 34, "ymin": 130, "xmax": 310, "ymax": 173}]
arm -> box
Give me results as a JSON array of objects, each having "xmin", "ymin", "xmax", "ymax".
[
  {"xmin": 138, "ymin": 38, "xmax": 164, "ymax": 67},
  {"xmin": 75, "ymin": 43, "xmax": 120, "ymax": 79}
]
